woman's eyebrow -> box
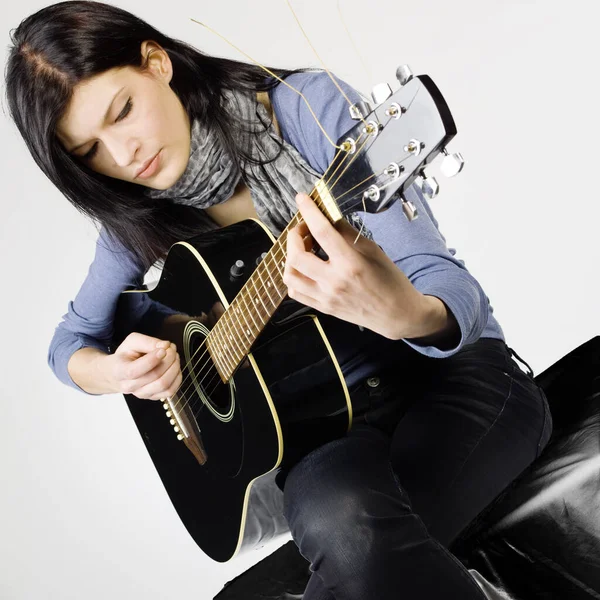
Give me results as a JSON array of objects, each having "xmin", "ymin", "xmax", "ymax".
[{"xmin": 68, "ymin": 86, "xmax": 125, "ymax": 153}]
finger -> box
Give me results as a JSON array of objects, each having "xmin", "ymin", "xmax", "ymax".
[
  {"xmin": 124, "ymin": 331, "xmax": 170, "ymax": 354},
  {"xmin": 285, "ymin": 265, "xmax": 320, "ymax": 298},
  {"xmin": 295, "ymin": 193, "xmax": 348, "ymax": 260},
  {"xmin": 286, "ymin": 221, "xmax": 329, "ymax": 283},
  {"xmin": 294, "ymin": 220, "xmax": 315, "ymax": 252},
  {"xmin": 286, "ymin": 287, "xmax": 323, "ymax": 313},
  {"xmin": 158, "ymin": 368, "xmax": 183, "ymax": 402},
  {"xmin": 136, "ymin": 353, "xmax": 182, "ymax": 400},
  {"xmin": 120, "ymin": 345, "xmax": 174, "ymax": 382},
  {"xmin": 147, "ymin": 365, "xmax": 183, "ymax": 402}
]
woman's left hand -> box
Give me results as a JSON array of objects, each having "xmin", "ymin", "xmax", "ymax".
[{"xmin": 283, "ymin": 192, "xmax": 432, "ymax": 340}]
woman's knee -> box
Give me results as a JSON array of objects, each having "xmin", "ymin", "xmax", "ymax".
[{"xmin": 282, "ymin": 431, "xmax": 415, "ymax": 559}]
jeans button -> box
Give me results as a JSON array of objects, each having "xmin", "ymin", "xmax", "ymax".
[{"xmin": 366, "ymin": 376, "xmax": 380, "ymax": 388}]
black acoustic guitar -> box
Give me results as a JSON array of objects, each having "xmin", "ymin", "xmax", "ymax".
[{"xmin": 113, "ymin": 67, "xmax": 461, "ymax": 562}]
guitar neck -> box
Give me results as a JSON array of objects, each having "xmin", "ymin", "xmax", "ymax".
[{"xmin": 206, "ymin": 183, "xmax": 340, "ymax": 382}]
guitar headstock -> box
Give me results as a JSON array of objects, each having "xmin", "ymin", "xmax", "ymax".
[{"xmin": 321, "ymin": 65, "xmax": 464, "ymax": 222}]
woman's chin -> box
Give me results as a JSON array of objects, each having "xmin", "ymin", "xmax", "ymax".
[{"xmin": 152, "ymin": 156, "xmax": 189, "ymax": 190}]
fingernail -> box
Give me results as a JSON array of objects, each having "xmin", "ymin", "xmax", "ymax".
[{"xmin": 157, "ymin": 349, "xmax": 166, "ymax": 358}]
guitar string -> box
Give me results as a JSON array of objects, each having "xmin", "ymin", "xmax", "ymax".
[
  {"xmin": 177, "ymin": 147, "xmax": 420, "ymax": 415},
  {"xmin": 169, "ymin": 84, "xmax": 423, "ymax": 411},
  {"xmin": 170, "ymin": 127, "xmax": 417, "ymax": 417},
  {"xmin": 166, "ymin": 85, "xmax": 418, "ymax": 422},
  {"xmin": 170, "ymin": 131, "xmax": 375, "ymax": 410}
]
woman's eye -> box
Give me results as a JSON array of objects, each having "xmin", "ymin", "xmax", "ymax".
[
  {"xmin": 76, "ymin": 98, "xmax": 132, "ymax": 161},
  {"xmin": 116, "ymin": 97, "xmax": 132, "ymax": 122}
]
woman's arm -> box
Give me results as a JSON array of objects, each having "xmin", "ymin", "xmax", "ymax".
[
  {"xmin": 271, "ymin": 70, "xmax": 487, "ymax": 357},
  {"xmin": 48, "ymin": 229, "xmax": 177, "ymax": 395}
]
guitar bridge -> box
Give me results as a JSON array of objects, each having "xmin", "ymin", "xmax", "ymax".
[{"xmin": 162, "ymin": 395, "xmax": 208, "ymax": 465}]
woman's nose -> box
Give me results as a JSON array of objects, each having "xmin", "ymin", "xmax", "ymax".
[{"xmin": 104, "ymin": 133, "xmax": 139, "ymax": 169}]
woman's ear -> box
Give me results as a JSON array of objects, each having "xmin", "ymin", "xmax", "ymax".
[{"xmin": 140, "ymin": 40, "xmax": 173, "ymax": 84}]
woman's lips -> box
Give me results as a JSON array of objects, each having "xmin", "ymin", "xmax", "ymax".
[{"xmin": 136, "ymin": 150, "xmax": 161, "ymax": 179}]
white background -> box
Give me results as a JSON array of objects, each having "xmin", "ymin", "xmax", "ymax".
[{"xmin": 1, "ymin": 0, "xmax": 598, "ymax": 598}]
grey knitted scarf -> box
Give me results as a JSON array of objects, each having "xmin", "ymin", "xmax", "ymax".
[{"xmin": 146, "ymin": 87, "xmax": 328, "ymax": 237}]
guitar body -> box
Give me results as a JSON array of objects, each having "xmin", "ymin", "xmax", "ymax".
[{"xmin": 114, "ymin": 218, "xmax": 352, "ymax": 563}]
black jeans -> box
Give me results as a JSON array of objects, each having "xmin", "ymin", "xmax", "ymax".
[{"xmin": 282, "ymin": 338, "xmax": 553, "ymax": 600}]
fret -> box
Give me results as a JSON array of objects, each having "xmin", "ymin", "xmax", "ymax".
[
  {"xmin": 249, "ymin": 273, "xmax": 268, "ymax": 323},
  {"xmin": 216, "ymin": 319, "xmax": 240, "ymax": 369},
  {"xmin": 222, "ymin": 311, "xmax": 244, "ymax": 360},
  {"xmin": 270, "ymin": 241, "xmax": 286, "ymax": 279},
  {"xmin": 207, "ymin": 331, "xmax": 229, "ymax": 380},
  {"xmin": 255, "ymin": 262, "xmax": 278, "ymax": 308},
  {"xmin": 212, "ymin": 322, "xmax": 236, "ymax": 376},
  {"xmin": 264, "ymin": 254, "xmax": 284, "ymax": 298},
  {"xmin": 232, "ymin": 299, "xmax": 254, "ymax": 346},
  {"xmin": 239, "ymin": 287, "xmax": 261, "ymax": 333}
]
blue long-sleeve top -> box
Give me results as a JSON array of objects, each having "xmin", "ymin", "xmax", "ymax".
[{"xmin": 48, "ymin": 70, "xmax": 505, "ymax": 394}]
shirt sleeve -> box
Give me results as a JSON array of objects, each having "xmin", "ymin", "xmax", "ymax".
[
  {"xmin": 47, "ymin": 228, "xmax": 177, "ymax": 395},
  {"xmin": 271, "ymin": 70, "xmax": 489, "ymax": 358}
]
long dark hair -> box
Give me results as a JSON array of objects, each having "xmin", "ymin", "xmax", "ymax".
[{"xmin": 5, "ymin": 0, "xmax": 307, "ymax": 271}]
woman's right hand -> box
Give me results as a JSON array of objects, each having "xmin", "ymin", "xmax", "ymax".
[{"xmin": 104, "ymin": 332, "xmax": 182, "ymax": 401}]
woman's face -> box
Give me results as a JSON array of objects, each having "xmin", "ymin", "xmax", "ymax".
[{"xmin": 56, "ymin": 41, "xmax": 191, "ymax": 190}]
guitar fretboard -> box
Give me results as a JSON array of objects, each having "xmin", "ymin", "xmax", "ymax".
[{"xmin": 206, "ymin": 182, "xmax": 341, "ymax": 381}]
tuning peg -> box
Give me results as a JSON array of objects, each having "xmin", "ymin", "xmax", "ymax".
[
  {"xmin": 396, "ymin": 65, "xmax": 414, "ymax": 86},
  {"xmin": 348, "ymin": 100, "xmax": 372, "ymax": 120},
  {"xmin": 401, "ymin": 198, "xmax": 418, "ymax": 221},
  {"xmin": 419, "ymin": 174, "xmax": 439, "ymax": 200},
  {"xmin": 371, "ymin": 82, "xmax": 393, "ymax": 105},
  {"xmin": 440, "ymin": 148, "xmax": 465, "ymax": 177}
]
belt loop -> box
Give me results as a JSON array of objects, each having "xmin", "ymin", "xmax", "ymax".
[{"xmin": 506, "ymin": 345, "xmax": 534, "ymax": 377}]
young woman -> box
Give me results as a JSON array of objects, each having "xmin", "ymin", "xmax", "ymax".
[{"xmin": 6, "ymin": 2, "xmax": 553, "ymax": 598}]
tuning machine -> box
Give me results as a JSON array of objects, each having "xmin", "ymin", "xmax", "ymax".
[
  {"xmin": 349, "ymin": 100, "xmax": 372, "ymax": 120},
  {"xmin": 417, "ymin": 171, "xmax": 440, "ymax": 200},
  {"xmin": 401, "ymin": 197, "xmax": 418, "ymax": 222},
  {"xmin": 370, "ymin": 82, "xmax": 393, "ymax": 105},
  {"xmin": 396, "ymin": 65, "xmax": 414, "ymax": 86},
  {"xmin": 440, "ymin": 148, "xmax": 465, "ymax": 177}
]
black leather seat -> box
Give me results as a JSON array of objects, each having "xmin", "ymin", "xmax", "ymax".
[{"xmin": 214, "ymin": 336, "xmax": 600, "ymax": 600}]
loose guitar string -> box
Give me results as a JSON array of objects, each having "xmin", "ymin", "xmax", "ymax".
[
  {"xmin": 169, "ymin": 84, "xmax": 423, "ymax": 417},
  {"xmin": 336, "ymin": 0, "xmax": 373, "ymax": 86},
  {"xmin": 159, "ymin": 13, "xmax": 419, "ymax": 418}
]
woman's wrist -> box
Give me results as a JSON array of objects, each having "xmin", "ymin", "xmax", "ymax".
[
  {"xmin": 68, "ymin": 347, "xmax": 117, "ymax": 395},
  {"xmin": 403, "ymin": 294, "xmax": 460, "ymax": 349}
]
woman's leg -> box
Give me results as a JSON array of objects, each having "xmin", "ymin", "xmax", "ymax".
[
  {"xmin": 282, "ymin": 338, "xmax": 551, "ymax": 600},
  {"xmin": 283, "ymin": 424, "xmax": 489, "ymax": 600},
  {"xmin": 386, "ymin": 338, "xmax": 552, "ymax": 547}
]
